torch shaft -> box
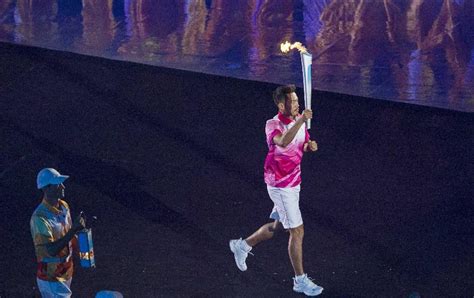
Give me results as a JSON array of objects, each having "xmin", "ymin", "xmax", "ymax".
[{"xmin": 300, "ymin": 52, "xmax": 312, "ymax": 129}]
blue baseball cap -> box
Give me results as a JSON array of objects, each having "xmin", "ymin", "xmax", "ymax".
[{"xmin": 37, "ymin": 168, "xmax": 69, "ymax": 189}]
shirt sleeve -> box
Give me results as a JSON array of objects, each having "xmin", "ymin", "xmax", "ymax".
[
  {"xmin": 265, "ymin": 119, "xmax": 282, "ymax": 146},
  {"xmin": 31, "ymin": 216, "xmax": 54, "ymax": 260},
  {"xmin": 31, "ymin": 216, "xmax": 54, "ymax": 245}
]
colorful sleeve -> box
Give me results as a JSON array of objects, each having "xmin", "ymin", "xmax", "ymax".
[
  {"xmin": 31, "ymin": 216, "xmax": 54, "ymax": 245},
  {"xmin": 31, "ymin": 216, "xmax": 54, "ymax": 259},
  {"xmin": 265, "ymin": 120, "xmax": 282, "ymax": 146},
  {"xmin": 305, "ymin": 129, "xmax": 310, "ymax": 143}
]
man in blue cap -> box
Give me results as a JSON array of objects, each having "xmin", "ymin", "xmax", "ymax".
[{"xmin": 30, "ymin": 168, "xmax": 85, "ymax": 297}]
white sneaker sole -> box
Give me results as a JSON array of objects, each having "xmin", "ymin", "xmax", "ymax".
[{"xmin": 293, "ymin": 286, "xmax": 324, "ymax": 296}]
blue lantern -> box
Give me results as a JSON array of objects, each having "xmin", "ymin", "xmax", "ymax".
[{"xmin": 78, "ymin": 228, "xmax": 95, "ymax": 268}]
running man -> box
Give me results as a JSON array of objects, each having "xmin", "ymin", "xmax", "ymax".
[{"xmin": 230, "ymin": 84, "xmax": 323, "ymax": 296}]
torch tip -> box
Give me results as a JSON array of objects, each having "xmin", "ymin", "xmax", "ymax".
[{"xmin": 280, "ymin": 41, "xmax": 308, "ymax": 54}]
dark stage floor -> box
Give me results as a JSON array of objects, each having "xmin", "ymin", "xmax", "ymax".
[
  {"xmin": 0, "ymin": 42, "xmax": 473, "ymax": 297},
  {"xmin": 1, "ymin": 0, "xmax": 473, "ymax": 112}
]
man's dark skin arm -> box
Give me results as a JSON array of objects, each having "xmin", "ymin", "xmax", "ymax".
[{"xmin": 44, "ymin": 214, "xmax": 85, "ymax": 257}]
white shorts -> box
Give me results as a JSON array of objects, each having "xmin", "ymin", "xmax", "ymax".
[
  {"xmin": 37, "ymin": 277, "xmax": 72, "ymax": 298},
  {"xmin": 267, "ymin": 184, "xmax": 303, "ymax": 229}
]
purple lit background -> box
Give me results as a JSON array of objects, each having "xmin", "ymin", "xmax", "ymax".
[{"xmin": 0, "ymin": 0, "xmax": 473, "ymax": 111}]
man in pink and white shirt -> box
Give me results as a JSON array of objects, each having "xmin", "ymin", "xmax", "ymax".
[{"xmin": 230, "ymin": 85, "xmax": 323, "ymax": 296}]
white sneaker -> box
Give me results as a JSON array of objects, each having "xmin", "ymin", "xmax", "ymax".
[
  {"xmin": 229, "ymin": 238, "xmax": 252, "ymax": 271},
  {"xmin": 293, "ymin": 274, "xmax": 324, "ymax": 296}
]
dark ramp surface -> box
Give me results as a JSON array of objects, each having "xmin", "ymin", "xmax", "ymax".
[{"xmin": 0, "ymin": 42, "xmax": 473, "ymax": 297}]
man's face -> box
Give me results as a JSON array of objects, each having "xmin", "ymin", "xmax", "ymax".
[
  {"xmin": 44, "ymin": 183, "xmax": 65, "ymax": 200},
  {"xmin": 283, "ymin": 92, "xmax": 300, "ymax": 117}
]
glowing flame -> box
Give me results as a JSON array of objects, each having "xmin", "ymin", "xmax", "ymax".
[{"xmin": 280, "ymin": 41, "xmax": 307, "ymax": 54}]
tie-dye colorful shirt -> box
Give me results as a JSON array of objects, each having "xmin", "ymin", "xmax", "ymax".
[
  {"xmin": 264, "ymin": 112, "xmax": 310, "ymax": 188},
  {"xmin": 30, "ymin": 199, "xmax": 74, "ymax": 282}
]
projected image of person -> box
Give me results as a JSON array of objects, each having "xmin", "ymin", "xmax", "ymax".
[{"xmin": 230, "ymin": 85, "xmax": 323, "ymax": 297}]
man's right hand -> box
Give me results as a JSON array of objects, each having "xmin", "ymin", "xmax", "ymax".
[
  {"xmin": 301, "ymin": 109, "xmax": 313, "ymax": 121},
  {"xmin": 72, "ymin": 214, "xmax": 86, "ymax": 232}
]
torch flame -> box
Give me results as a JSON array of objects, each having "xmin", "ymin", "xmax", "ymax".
[{"xmin": 280, "ymin": 41, "xmax": 307, "ymax": 54}]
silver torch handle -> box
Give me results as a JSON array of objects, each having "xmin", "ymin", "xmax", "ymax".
[{"xmin": 300, "ymin": 51, "xmax": 312, "ymax": 129}]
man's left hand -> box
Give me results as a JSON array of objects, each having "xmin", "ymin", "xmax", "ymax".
[{"xmin": 307, "ymin": 140, "xmax": 318, "ymax": 152}]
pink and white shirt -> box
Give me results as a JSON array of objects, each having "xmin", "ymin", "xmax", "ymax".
[{"xmin": 264, "ymin": 112, "xmax": 310, "ymax": 188}]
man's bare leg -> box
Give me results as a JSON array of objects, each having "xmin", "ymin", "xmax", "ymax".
[
  {"xmin": 245, "ymin": 220, "xmax": 282, "ymax": 247},
  {"xmin": 288, "ymin": 224, "xmax": 304, "ymax": 276},
  {"xmin": 289, "ymin": 224, "xmax": 323, "ymax": 295}
]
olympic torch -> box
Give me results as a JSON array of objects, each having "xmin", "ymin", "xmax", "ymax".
[{"xmin": 280, "ymin": 41, "xmax": 313, "ymax": 129}]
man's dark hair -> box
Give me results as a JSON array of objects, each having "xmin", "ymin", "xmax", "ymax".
[{"xmin": 273, "ymin": 84, "xmax": 296, "ymax": 106}]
